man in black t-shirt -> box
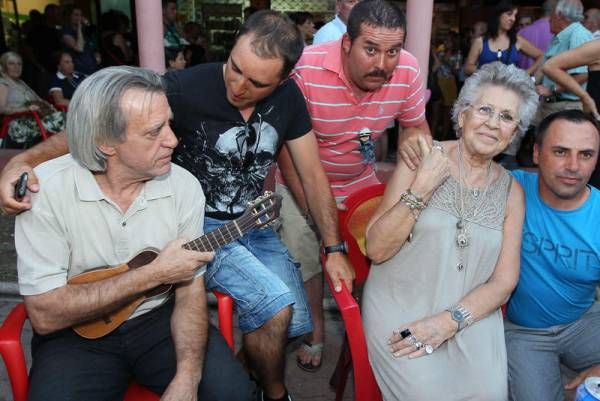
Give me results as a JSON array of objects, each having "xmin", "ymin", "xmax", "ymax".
[
  {"xmin": 0, "ymin": 10, "xmax": 354, "ymax": 401},
  {"xmin": 165, "ymin": 11, "xmax": 355, "ymax": 401}
]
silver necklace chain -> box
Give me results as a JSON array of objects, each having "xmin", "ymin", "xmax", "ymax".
[{"xmin": 455, "ymin": 141, "xmax": 493, "ymax": 250}]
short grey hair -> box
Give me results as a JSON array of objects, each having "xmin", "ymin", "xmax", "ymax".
[
  {"xmin": 451, "ymin": 62, "xmax": 539, "ymax": 137},
  {"xmin": 67, "ymin": 66, "xmax": 165, "ymax": 172},
  {"xmin": 554, "ymin": 0, "xmax": 584, "ymax": 23}
]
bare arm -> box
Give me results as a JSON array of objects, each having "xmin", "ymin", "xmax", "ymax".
[
  {"xmin": 62, "ymin": 25, "xmax": 84, "ymax": 52},
  {"xmin": 276, "ymin": 144, "xmax": 308, "ymax": 213},
  {"xmin": 543, "ymin": 41, "xmax": 600, "ymax": 118},
  {"xmin": 23, "ymin": 238, "xmax": 213, "ymax": 335},
  {"xmin": 388, "ymin": 178, "xmax": 524, "ymax": 359},
  {"xmin": 161, "ymin": 277, "xmax": 208, "ymax": 401},
  {"xmin": 286, "ymin": 131, "xmax": 355, "ymax": 292},
  {"xmin": 367, "ymin": 137, "xmax": 448, "ymax": 263},
  {"xmin": 537, "ymin": 72, "xmax": 590, "ymax": 97},
  {"xmin": 0, "ymin": 85, "xmax": 34, "ymax": 114},
  {"xmin": 464, "ymin": 37, "xmax": 483, "ymax": 76},
  {"xmin": 0, "ymin": 131, "xmax": 68, "ymax": 214},
  {"xmin": 517, "ymin": 36, "xmax": 543, "ymax": 76}
]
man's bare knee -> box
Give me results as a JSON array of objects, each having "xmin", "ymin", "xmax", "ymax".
[{"xmin": 270, "ymin": 306, "xmax": 292, "ymax": 327}]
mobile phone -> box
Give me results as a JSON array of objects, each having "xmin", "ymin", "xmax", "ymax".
[{"xmin": 14, "ymin": 172, "xmax": 28, "ymax": 201}]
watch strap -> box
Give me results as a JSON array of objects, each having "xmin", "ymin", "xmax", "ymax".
[
  {"xmin": 324, "ymin": 241, "xmax": 347, "ymax": 255},
  {"xmin": 446, "ymin": 304, "xmax": 473, "ymax": 331}
]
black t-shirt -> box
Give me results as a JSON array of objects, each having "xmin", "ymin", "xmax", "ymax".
[
  {"xmin": 48, "ymin": 72, "xmax": 86, "ymax": 100},
  {"xmin": 165, "ymin": 63, "xmax": 312, "ymax": 219}
]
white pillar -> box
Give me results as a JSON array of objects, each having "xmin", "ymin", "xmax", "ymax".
[
  {"xmin": 405, "ymin": 0, "xmax": 433, "ymax": 77},
  {"xmin": 135, "ymin": 0, "xmax": 165, "ymax": 73}
]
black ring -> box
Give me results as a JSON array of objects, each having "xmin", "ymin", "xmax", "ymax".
[{"xmin": 400, "ymin": 329, "xmax": 411, "ymax": 339}]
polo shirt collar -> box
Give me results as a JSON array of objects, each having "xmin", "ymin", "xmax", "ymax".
[
  {"xmin": 56, "ymin": 71, "xmax": 81, "ymax": 80},
  {"xmin": 322, "ymin": 39, "xmax": 345, "ymax": 79},
  {"xmin": 555, "ymin": 22, "xmax": 582, "ymax": 43},
  {"xmin": 74, "ymin": 159, "xmax": 173, "ymax": 202},
  {"xmin": 332, "ymin": 15, "xmax": 346, "ymax": 32}
]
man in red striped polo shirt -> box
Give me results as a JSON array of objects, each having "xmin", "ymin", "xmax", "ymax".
[{"xmin": 276, "ymin": 0, "xmax": 431, "ymax": 372}]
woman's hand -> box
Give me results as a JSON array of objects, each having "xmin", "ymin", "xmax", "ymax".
[
  {"xmin": 388, "ymin": 312, "xmax": 457, "ymax": 359},
  {"xmin": 27, "ymin": 104, "xmax": 40, "ymax": 112},
  {"xmin": 410, "ymin": 137, "xmax": 449, "ymax": 201}
]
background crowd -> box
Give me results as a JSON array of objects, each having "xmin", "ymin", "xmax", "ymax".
[{"xmin": 0, "ymin": 1, "xmax": 598, "ymax": 401}]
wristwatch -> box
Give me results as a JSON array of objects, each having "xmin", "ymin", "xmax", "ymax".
[
  {"xmin": 324, "ymin": 241, "xmax": 348, "ymax": 255},
  {"xmin": 446, "ymin": 304, "xmax": 473, "ymax": 331}
]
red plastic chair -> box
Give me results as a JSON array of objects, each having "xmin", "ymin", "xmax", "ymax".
[
  {"xmin": 0, "ymin": 111, "xmax": 50, "ymax": 146},
  {"xmin": 0, "ymin": 289, "xmax": 235, "ymax": 401},
  {"xmin": 323, "ymin": 183, "xmax": 386, "ymax": 401}
]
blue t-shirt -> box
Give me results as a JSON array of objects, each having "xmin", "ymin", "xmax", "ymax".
[
  {"xmin": 542, "ymin": 22, "xmax": 592, "ymax": 100},
  {"xmin": 507, "ymin": 170, "xmax": 600, "ymax": 328}
]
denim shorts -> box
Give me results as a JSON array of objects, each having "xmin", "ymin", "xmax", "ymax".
[{"xmin": 203, "ymin": 217, "xmax": 312, "ymax": 338}]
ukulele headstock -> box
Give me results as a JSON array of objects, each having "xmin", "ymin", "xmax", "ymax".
[{"xmin": 244, "ymin": 191, "xmax": 282, "ymax": 229}]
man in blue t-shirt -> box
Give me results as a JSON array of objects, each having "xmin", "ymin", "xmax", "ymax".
[{"xmin": 506, "ymin": 110, "xmax": 600, "ymax": 401}]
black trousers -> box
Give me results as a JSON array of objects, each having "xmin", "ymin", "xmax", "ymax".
[{"xmin": 28, "ymin": 300, "xmax": 256, "ymax": 401}]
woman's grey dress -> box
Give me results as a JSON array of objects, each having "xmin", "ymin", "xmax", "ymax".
[{"xmin": 363, "ymin": 169, "xmax": 512, "ymax": 401}]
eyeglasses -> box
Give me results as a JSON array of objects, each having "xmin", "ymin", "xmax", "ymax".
[{"xmin": 468, "ymin": 104, "xmax": 519, "ymax": 130}]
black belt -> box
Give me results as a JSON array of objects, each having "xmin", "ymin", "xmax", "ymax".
[{"xmin": 544, "ymin": 95, "xmax": 579, "ymax": 103}]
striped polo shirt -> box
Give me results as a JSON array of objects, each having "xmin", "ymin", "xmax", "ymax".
[{"xmin": 276, "ymin": 39, "xmax": 426, "ymax": 200}]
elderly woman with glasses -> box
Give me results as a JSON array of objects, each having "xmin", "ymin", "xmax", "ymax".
[{"xmin": 361, "ymin": 62, "xmax": 539, "ymax": 401}]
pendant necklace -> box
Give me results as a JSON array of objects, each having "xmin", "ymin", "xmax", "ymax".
[{"xmin": 455, "ymin": 142, "xmax": 493, "ymax": 251}]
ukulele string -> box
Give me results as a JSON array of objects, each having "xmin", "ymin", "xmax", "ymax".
[{"xmin": 186, "ymin": 207, "xmax": 273, "ymax": 252}]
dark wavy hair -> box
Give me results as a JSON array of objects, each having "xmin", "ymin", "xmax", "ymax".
[{"xmin": 487, "ymin": 1, "xmax": 518, "ymax": 47}]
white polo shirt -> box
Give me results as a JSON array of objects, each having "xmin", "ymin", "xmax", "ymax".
[{"xmin": 15, "ymin": 154, "xmax": 205, "ymax": 318}]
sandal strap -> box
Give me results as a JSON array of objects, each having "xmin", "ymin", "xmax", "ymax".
[{"xmin": 301, "ymin": 341, "xmax": 324, "ymax": 355}]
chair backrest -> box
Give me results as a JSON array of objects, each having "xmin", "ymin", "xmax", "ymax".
[
  {"xmin": 323, "ymin": 183, "xmax": 386, "ymax": 401},
  {"xmin": 339, "ymin": 183, "xmax": 386, "ymax": 286}
]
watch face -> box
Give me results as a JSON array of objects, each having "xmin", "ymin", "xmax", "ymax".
[{"xmin": 452, "ymin": 309, "xmax": 464, "ymax": 321}]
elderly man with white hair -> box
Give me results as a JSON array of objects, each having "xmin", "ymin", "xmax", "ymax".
[
  {"xmin": 534, "ymin": 0, "xmax": 593, "ymax": 124},
  {"xmin": 13, "ymin": 66, "xmax": 255, "ymax": 401}
]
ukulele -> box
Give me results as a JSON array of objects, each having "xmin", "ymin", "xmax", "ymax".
[{"xmin": 68, "ymin": 191, "xmax": 282, "ymax": 339}]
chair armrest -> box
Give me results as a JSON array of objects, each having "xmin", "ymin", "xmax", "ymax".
[
  {"xmin": 0, "ymin": 303, "xmax": 27, "ymax": 340},
  {"xmin": 212, "ymin": 290, "xmax": 235, "ymax": 352},
  {"xmin": 324, "ymin": 274, "xmax": 364, "ymax": 345},
  {"xmin": 322, "ymin": 253, "xmax": 367, "ymax": 356},
  {"xmin": 323, "ymin": 256, "xmax": 382, "ymax": 401},
  {"xmin": 2, "ymin": 111, "xmax": 49, "ymax": 140},
  {"xmin": 0, "ymin": 303, "xmax": 29, "ymax": 401}
]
